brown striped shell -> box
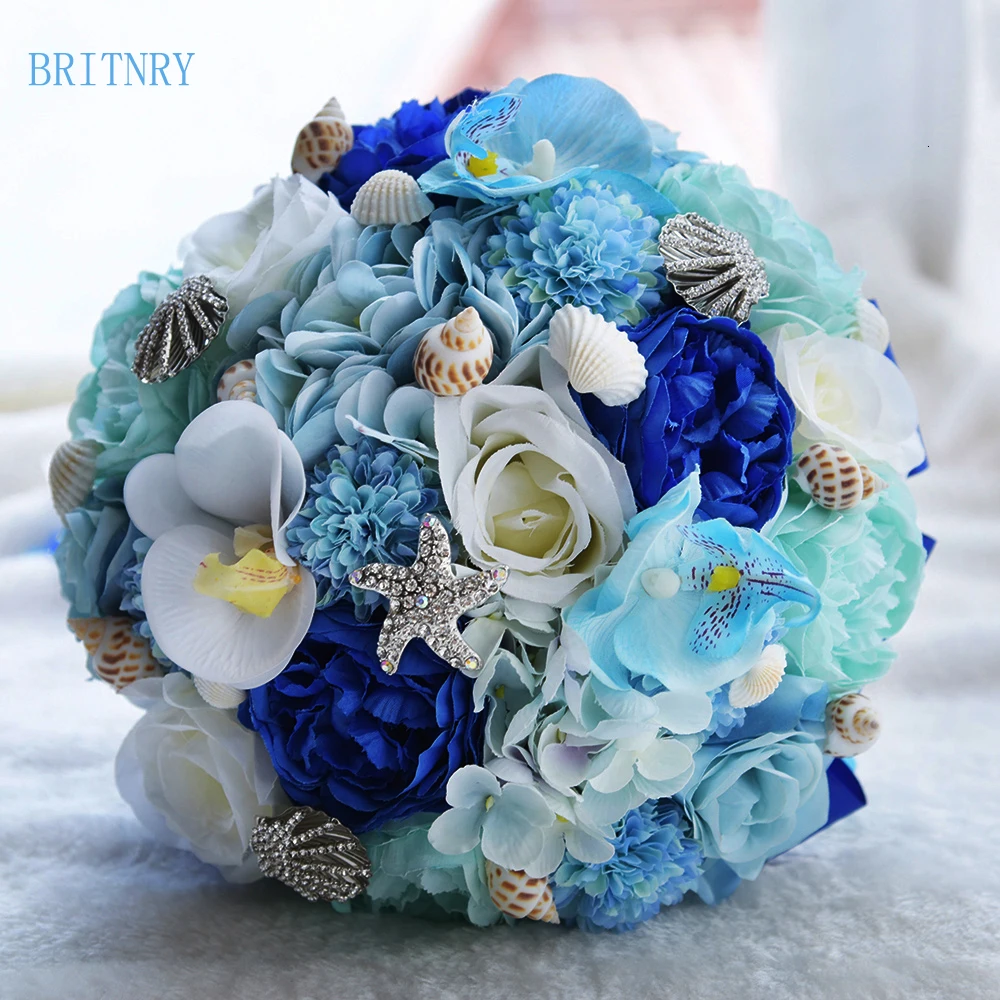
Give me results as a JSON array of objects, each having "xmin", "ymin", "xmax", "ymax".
[
  {"xmin": 68, "ymin": 616, "xmax": 162, "ymax": 691},
  {"xmin": 413, "ymin": 307, "xmax": 494, "ymax": 396},
  {"xmin": 487, "ymin": 864, "xmax": 560, "ymax": 924},
  {"xmin": 793, "ymin": 443, "xmax": 888, "ymax": 511},
  {"xmin": 825, "ymin": 692, "xmax": 881, "ymax": 757},
  {"xmin": 291, "ymin": 98, "xmax": 354, "ymax": 183},
  {"xmin": 49, "ymin": 439, "xmax": 100, "ymax": 518},
  {"xmin": 217, "ymin": 359, "xmax": 257, "ymax": 402}
]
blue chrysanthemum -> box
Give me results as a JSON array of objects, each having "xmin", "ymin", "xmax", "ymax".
[
  {"xmin": 286, "ymin": 438, "xmax": 440, "ymax": 616},
  {"xmin": 553, "ymin": 801, "xmax": 702, "ymax": 932},
  {"xmin": 483, "ymin": 178, "xmax": 665, "ymax": 326}
]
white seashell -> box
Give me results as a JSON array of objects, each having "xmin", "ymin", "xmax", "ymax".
[
  {"xmin": 793, "ymin": 443, "xmax": 888, "ymax": 511},
  {"xmin": 852, "ymin": 298, "xmax": 891, "ymax": 353},
  {"xmin": 217, "ymin": 359, "xmax": 257, "ymax": 402},
  {"xmin": 413, "ymin": 306, "xmax": 493, "ymax": 396},
  {"xmin": 547, "ymin": 304, "xmax": 647, "ymax": 406},
  {"xmin": 825, "ymin": 692, "xmax": 881, "ymax": 757},
  {"xmin": 350, "ymin": 169, "xmax": 434, "ymax": 226},
  {"xmin": 194, "ymin": 676, "xmax": 247, "ymax": 709},
  {"xmin": 487, "ymin": 864, "xmax": 559, "ymax": 924},
  {"xmin": 68, "ymin": 616, "xmax": 162, "ymax": 692},
  {"xmin": 49, "ymin": 439, "xmax": 100, "ymax": 518},
  {"xmin": 291, "ymin": 97, "xmax": 354, "ymax": 183},
  {"xmin": 729, "ymin": 644, "xmax": 787, "ymax": 708}
]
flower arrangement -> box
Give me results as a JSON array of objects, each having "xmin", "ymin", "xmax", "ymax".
[{"xmin": 55, "ymin": 75, "xmax": 928, "ymax": 931}]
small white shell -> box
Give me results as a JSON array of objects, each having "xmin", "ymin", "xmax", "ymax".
[
  {"xmin": 487, "ymin": 864, "xmax": 559, "ymax": 924},
  {"xmin": 825, "ymin": 692, "xmax": 881, "ymax": 757},
  {"xmin": 194, "ymin": 676, "xmax": 247, "ymax": 709},
  {"xmin": 217, "ymin": 359, "xmax": 257, "ymax": 402},
  {"xmin": 68, "ymin": 616, "xmax": 162, "ymax": 691},
  {"xmin": 49, "ymin": 439, "xmax": 100, "ymax": 518},
  {"xmin": 413, "ymin": 306, "xmax": 493, "ymax": 396},
  {"xmin": 793, "ymin": 443, "xmax": 888, "ymax": 511},
  {"xmin": 852, "ymin": 298, "xmax": 891, "ymax": 353},
  {"xmin": 291, "ymin": 97, "xmax": 354, "ymax": 183},
  {"xmin": 547, "ymin": 304, "xmax": 647, "ymax": 406},
  {"xmin": 350, "ymin": 169, "xmax": 434, "ymax": 226},
  {"xmin": 729, "ymin": 644, "xmax": 787, "ymax": 709}
]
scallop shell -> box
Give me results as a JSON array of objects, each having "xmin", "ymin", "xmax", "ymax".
[
  {"xmin": 413, "ymin": 306, "xmax": 493, "ymax": 396},
  {"xmin": 350, "ymin": 169, "xmax": 434, "ymax": 226},
  {"xmin": 291, "ymin": 97, "xmax": 354, "ymax": 183},
  {"xmin": 49, "ymin": 438, "xmax": 100, "ymax": 518},
  {"xmin": 487, "ymin": 864, "xmax": 560, "ymax": 924},
  {"xmin": 793, "ymin": 443, "xmax": 888, "ymax": 511},
  {"xmin": 194, "ymin": 676, "xmax": 247, "ymax": 709},
  {"xmin": 68, "ymin": 616, "xmax": 162, "ymax": 691},
  {"xmin": 852, "ymin": 298, "xmax": 891, "ymax": 353},
  {"xmin": 131, "ymin": 275, "xmax": 228, "ymax": 384},
  {"xmin": 825, "ymin": 692, "xmax": 881, "ymax": 757},
  {"xmin": 729, "ymin": 644, "xmax": 787, "ymax": 709},
  {"xmin": 547, "ymin": 304, "xmax": 647, "ymax": 406},
  {"xmin": 658, "ymin": 213, "xmax": 770, "ymax": 323},
  {"xmin": 217, "ymin": 359, "xmax": 257, "ymax": 402}
]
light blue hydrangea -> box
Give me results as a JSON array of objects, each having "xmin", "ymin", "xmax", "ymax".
[
  {"xmin": 705, "ymin": 686, "xmax": 746, "ymax": 740},
  {"xmin": 484, "ymin": 178, "xmax": 666, "ymax": 326},
  {"xmin": 553, "ymin": 800, "xmax": 702, "ymax": 931},
  {"xmin": 286, "ymin": 438, "xmax": 440, "ymax": 615}
]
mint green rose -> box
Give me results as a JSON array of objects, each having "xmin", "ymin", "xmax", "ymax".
[
  {"xmin": 768, "ymin": 471, "xmax": 925, "ymax": 694},
  {"xmin": 656, "ymin": 162, "xmax": 863, "ymax": 338},
  {"xmin": 69, "ymin": 270, "xmax": 227, "ymax": 483}
]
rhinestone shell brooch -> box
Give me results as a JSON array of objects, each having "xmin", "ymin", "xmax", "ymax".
[
  {"xmin": 131, "ymin": 275, "xmax": 228, "ymax": 384},
  {"xmin": 657, "ymin": 212, "xmax": 770, "ymax": 324}
]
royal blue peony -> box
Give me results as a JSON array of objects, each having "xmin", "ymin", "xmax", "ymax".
[
  {"xmin": 552, "ymin": 801, "xmax": 702, "ymax": 931},
  {"xmin": 318, "ymin": 89, "xmax": 487, "ymax": 208},
  {"xmin": 578, "ymin": 306, "xmax": 793, "ymax": 529},
  {"xmin": 239, "ymin": 605, "xmax": 485, "ymax": 833}
]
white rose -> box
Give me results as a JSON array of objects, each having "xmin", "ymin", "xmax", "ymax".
[
  {"xmin": 115, "ymin": 673, "xmax": 289, "ymax": 882},
  {"xmin": 436, "ymin": 369, "xmax": 635, "ymax": 607},
  {"xmin": 770, "ymin": 325, "xmax": 924, "ymax": 474},
  {"xmin": 180, "ymin": 174, "xmax": 347, "ymax": 316}
]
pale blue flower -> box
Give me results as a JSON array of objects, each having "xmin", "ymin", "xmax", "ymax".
[
  {"xmin": 483, "ymin": 178, "xmax": 666, "ymax": 326},
  {"xmin": 419, "ymin": 74, "xmax": 654, "ymax": 202},
  {"xmin": 705, "ymin": 686, "xmax": 746, "ymax": 740},
  {"xmin": 553, "ymin": 801, "xmax": 702, "ymax": 931}
]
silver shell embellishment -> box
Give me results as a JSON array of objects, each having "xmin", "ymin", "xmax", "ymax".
[
  {"xmin": 250, "ymin": 806, "xmax": 371, "ymax": 903},
  {"xmin": 131, "ymin": 275, "xmax": 228, "ymax": 384},
  {"xmin": 657, "ymin": 213, "xmax": 770, "ymax": 323},
  {"xmin": 49, "ymin": 438, "xmax": 100, "ymax": 518}
]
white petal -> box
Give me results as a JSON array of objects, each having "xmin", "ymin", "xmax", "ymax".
[
  {"xmin": 636, "ymin": 737, "xmax": 694, "ymax": 782},
  {"xmin": 123, "ymin": 453, "xmax": 231, "ymax": 540},
  {"xmin": 653, "ymin": 690, "xmax": 715, "ymax": 734},
  {"xmin": 588, "ymin": 751, "xmax": 636, "ymax": 793},
  {"xmin": 141, "ymin": 524, "xmax": 316, "ymax": 688}
]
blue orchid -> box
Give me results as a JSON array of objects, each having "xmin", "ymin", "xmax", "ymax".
[
  {"xmin": 565, "ymin": 473, "xmax": 821, "ymax": 696},
  {"xmin": 418, "ymin": 75, "xmax": 654, "ymax": 202}
]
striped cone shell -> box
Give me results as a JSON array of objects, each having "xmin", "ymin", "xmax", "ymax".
[
  {"xmin": 68, "ymin": 616, "xmax": 162, "ymax": 691},
  {"xmin": 413, "ymin": 307, "xmax": 493, "ymax": 396},
  {"xmin": 793, "ymin": 443, "xmax": 888, "ymax": 511},
  {"xmin": 291, "ymin": 98, "xmax": 354, "ymax": 183},
  {"xmin": 487, "ymin": 864, "xmax": 560, "ymax": 924}
]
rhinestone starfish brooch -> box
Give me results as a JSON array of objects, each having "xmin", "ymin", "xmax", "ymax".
[{"xmin": 350, "ymin": 515, "xmax": 508, "ymax": 675}]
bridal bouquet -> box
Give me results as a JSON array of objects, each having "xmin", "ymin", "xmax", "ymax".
[{"xmin": 54, "ymin": 74, "xmax": 928, "ymax": 931}]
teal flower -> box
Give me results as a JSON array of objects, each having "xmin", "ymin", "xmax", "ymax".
[
  {"xmin": 656, "ymin": 162, "xmax": 863, "ymax": 338},
  {"xmin": 484, "ymin": 178, "xmax": 666, "ymax": 326},
  {"xmin": 768, "ymin": 470, "xmax": 926, "ymax": 694},
  {"xmin": 69, "ymin": 271, "xmax": 224, "ymax": 482}
]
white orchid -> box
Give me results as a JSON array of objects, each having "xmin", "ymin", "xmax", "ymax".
[{"xmin": 123, "ymin": 400, "xmax": 316, "ymax": 689}]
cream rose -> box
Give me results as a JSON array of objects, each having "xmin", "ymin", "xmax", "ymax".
[
  {"xmin": 116, "ymin": 673, "xmax": 289, "ymax": 882},
  {"xmin": 436, "ymin": 377, "xmax": 635, "ymax": 607},
  {"xmin": 769, "ymin": 325, "xmax": 924, "ymax": 474},
  {"xmin": 179, "ymin": 174, "xmax": 346, "ymax": 315}
]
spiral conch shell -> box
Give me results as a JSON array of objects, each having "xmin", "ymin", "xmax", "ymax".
[
  {"xmin": 413, "ymin": 306, "xmax": 493, "ymax": 396},
  {"xmin": 49, "ymin": 438, "xmax": 100, "ymax": 518},
  {"xmin": 729, "ymin": 644, "xmax": 787, "ymax": 709},
  {"xmin": 350, "ymin": 169, "xmax": 434, "ymax": 226},
  {"xmin": 793, "ymin": 443, "xmax": 888, "ymax": 511},
  {"xmin": 825, "ymin": 692, "xmax": 881, "ymax": 757},
  {"xmin": 291, "ymin": 97, "xmax": 353, "ymax": 183},
  {"xmin": 68, "ymin": 616, "xmax": 162, "ymax": 691},
  {"xmin": 547, "ymin": 304, "xmax": 647, "ymax": 406},
  {"xmin": 194, "ymin": 676, "xmax": 247, "ymax": 709},
  {"xmin": 487, "ymin": 864, "xmax": 560, "ymax": 924},
  {"xmin": 217, "ymin": 359, "xmax": 257, "ymax": 402}
]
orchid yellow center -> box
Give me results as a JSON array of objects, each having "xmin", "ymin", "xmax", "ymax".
[
  {"xmin": 467, "ymin": 150, "xmax": 499, "ymax": 178},
  {"xmin": 707, "ymin": 565, "xmax": 742, "ymax": 592},
  {"xmin": 484, "ymin": 795, "xmax": 495, "ymax": 811},
  {"xmin": 193, "ymin": 528, "xmax": 301, "ymax": 618}
]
